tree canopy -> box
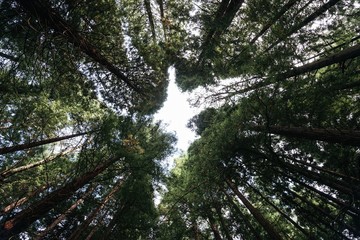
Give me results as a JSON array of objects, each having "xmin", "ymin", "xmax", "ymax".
[{"xmin": 1, "ymin": 0, "xmax": 359, "ymax": 239}]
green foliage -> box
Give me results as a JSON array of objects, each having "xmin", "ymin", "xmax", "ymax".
[{"xmin": 1, "ymin": 0, "xmax": 359, "ymax": 239}]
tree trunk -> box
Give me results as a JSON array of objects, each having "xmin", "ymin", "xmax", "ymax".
[
  {"xmin": 0, "ymin": 147, "xmax": 78, "ymax": 180},
  {"xmin": 34, "ymin": 185, "xmax": 95, "ymax": 240},
  {"xmin": 283, "ymin": 43, "xmax": 360, "ymax": 79},
  {"xmin": 278, "ymin": 169, "xmax": 360, "ymax": 218},
  {"xmin": 266, "ymin": 0, "xmax": 341, "ymax": 51},
  {"xmin": 0, "ymin": 132, "xmax": 89, "ymax": 155},
  {"xmin": 207, "ymin": 212, "xmax": 223, "ymax": 240},
  {"xmin": 246, "ymin": 182, "xmax": 311, "ymax": 239},
  {"xmin": 225, "ymin": 178, "xmax": 283, "ymax": 240},
  {"xmin": 0, "ymin": 156, "xmax": 118, "ymax": 239},
  {"xmin": 198, "ymin": 0, "xmax": 244, "ymax": 63},
  {"xmin": 191, "ymin": 218, "xmax": 202, "ymax": 240},
  {"xmin": 285, "ymin": 185, "xmax": 359, "ymax": 237},
  {"xmin": 100, "ymin": 201, "xmax": 129, "ymax": 240},
  {"xmin": 223, "ymin": 190, "xmax": 262, "ymax": 240},
  {"xmin": 249, "ymin": 0, "xmax": 298, "ymax": 44},
  {"xmin": 234, "ymin": 43, "xmax": 360, "ymax": 94},
  {"xmin": 214, "ymin": 204, "xmax": 233, "ymax": 240},
  {"xmin": 1, "ymin": 185, "xmax": 47, "ymax": 215},
  {"xmin": 283, "ymin": 154, "xmax": 360, "ymax": 183},
  {"xmin": 250, "ymin": 125, "xmax": 360, "ymax": 147},
  {"xmin": 15, "ymin": 0, "xmax": 142, "ymax": 95},
  {"xmin": 278, "ymin": 159, "xmax": 359, "ymax": 198},
  {"xmin": 68, "ymin": 177, "xmax": 126, "ymax": 240},
  {"xmin": 144, "ymin": 0, "xmax": 156, "ymax": 42}
]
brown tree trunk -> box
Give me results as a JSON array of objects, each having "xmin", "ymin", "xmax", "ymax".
[
  {"xmin": 207, "ymin": 212, "xmax": 223, "ymax": 240},
  {"xmin": 223, "ymin": 190, "xmax": 262, "ymax": 240},
  {"xmin": 0, "ymin": 132, "xmax": 89, "ymax": 155},
  {"xmin": 246, "ymin": 182, "xmax": 311, "ymax": 239},
  {"xmin": 283, "ymin": 43, "xmax": 360, "ymax": 79},
  {"xmin": 0, "ymin": 156, "xmax": 118, "ymax": 239},
  {"xmin": 68, "ymin": 178, "xmax": 126, "ymax": 240},
  {"xmin": 250, "ymin": 125, "xmax": 360, "ymax": 147},
  {"xmin": 34, "ymin": 185, "xmax": 96, "ymax": 240},
  {"xmin": 225, "ymin": 178, "xmax": 283, "ymax": 240},
  {"xmin": 191, "ymin": 217, "xmax": 202, "ymax": 240},
  {"xmin": 214, "ymin": 204, "xmax": 233, "ymax": 240},
  {"xmin": 1, "ymin": 185, "xmax": 47, "ymax": 215},
  {"xmin": 0, "ymin": 147, "xmax": 78, "ymax": 180}
]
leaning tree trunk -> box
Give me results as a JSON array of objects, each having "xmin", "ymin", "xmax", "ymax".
[
  {"xmin": 34, "ymin": 185, "xmax": 96, "ymax": 240},
  {"xmin": 0, "ymin": 147, "xmax": 78, "ymax": 180},
  {"xmin": 0, "ymin": 156, "xmax": 118, "ymax": 239},
  {"xmin": 225, "ymin": 178, "xmax": 283, "ymax": 240},
  {"xmin": 15, "ymin": 0, "xmax": 142, "ymax": 94},
  {"xmin": 245, "ymin": 182, "xmax": 312, "ymax": 239},
  {"xmin": 198, "ymin": 0, "xmax": 244, "ymax": 64},
  {"xmin": 67, "ymin": 177, "xmax": 126, "ymax": 240},
  {"xmin": 249, "ymin": 0, "xmax": 298, "ymax": 44},
  {"xmin": 0, "ymin": 132, "xmax": 89, "ymax": 155},
  {"xmin": 249, "ymin": 125, "xmax": 360, "ymax": 147},
  {"xmin": 207, "ymin": 212, "xmax": 223, "ymax": 240},
  {"xmin": 265, "ymin": 0, "xmax": 341, "ymax": 52},
  {"xmin": 0, "ymin": 185, "xmax": 47, "ymax": 215},
  {"xmin": 214, "ymin": 203, "xmax": 233, "ymax": 240},
  {"xmin": 223, "ymin": 190, "xmax": 262, "ymax": 240}
]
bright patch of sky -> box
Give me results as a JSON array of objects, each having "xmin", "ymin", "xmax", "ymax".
[{"xmin": 154, "ymin": 67, "xmax": 202, "ymax": 167}]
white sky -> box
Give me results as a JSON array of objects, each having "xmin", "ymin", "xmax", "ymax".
[{"xmin": 154, "ymin": 67, "xmax": 201, "ymax": 166}]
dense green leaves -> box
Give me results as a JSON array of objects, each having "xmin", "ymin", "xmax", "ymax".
[{"xmin": 1, "ymin": 0, "xmax": 359, "ymax": 239}]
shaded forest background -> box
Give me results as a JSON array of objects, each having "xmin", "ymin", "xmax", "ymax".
[{"xmin": 0, "ymin": 0, "xmax": 359, "ymax": 239}]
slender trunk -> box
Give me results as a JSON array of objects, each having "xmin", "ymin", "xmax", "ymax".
[
  {"xmin": 283, "ymin": 43, "xmax": 360, "ymax": 79},
  {"xmin": 278, "ymin": 169, "xmax": 360, "ymax": 218},
  {"xmin": 191, "ymin": 218, "xmax": 202, "ymax": 240},
  {"xmin": 286, "ymin": 186, "xmax": 359, "ymax": 237},
  {"xmin": 68, "ymin": 177, "xmax": 126, "ymax": 240},
  {"xmin": 34, "ymin": 185, "xmax": 95, "ymax": 240},
  {"xmin": 1, "ymin": 185, "xmax": 47, "ymax": 215},
  {"xmin": 0, "ymin": 52, "xmax": 19, "ymax": 62},
  {"xmin": 85, "ymin": 225, "xmax": 99, "ymax": 240},
  {"xmin": 16, "ymin": 0, "xmax": 142, "ymax": 94},
  {"xmin": 100, "ymin": 200, "xmax": 129, "ymax": 239},
  {"xmin": 278, "ymin": 159, "xmax": 359, "ymax": 198},
  {"xmin": 266, "ymin": 0, "xmax": 341, "ymax": 51},
  {"xmin": 233, "ymin": 43, "xmax": 360, "ymax": 95},
  {"xmin": 246, "ymin": 183, "xmax": 311, "ymax": 239},
  {"xmin": 207, "ymin": 213, "xmax": 223, "ymax": 240},
  {"xmin": 282, "ymin": 193, "xmax": 349, "ymax": 240},
  {"xmin": 225, "ymin": 178, "xmax": 283, "ymax": 240},
  {"xmin": 249, "ymin": 0, "xmax": 299, "ymax": 44},
  {"xmin": 283, "ymin": 155, "xmax": 360, "ymax": 183},
  {"xmin": 223, "ymin": 190, "xmax": 262, "ymax": 240},
  {"xmin": 0, "ymin": 156, "xmax": 118, "ymax": 239},
  {"xmin": 214, "ymin": 204, "xmax": 233, "ymax": 240},
  {"xmin": 250, "ymin": 124, "xmax": 360, "ymax": 147},
  {"xmin": 0, "ymin": 132, "xmax": 89, "ymax": 155},
  {"xmin": 198, "ymin": 0, "xmax": 244, "ymax": 63},
  {"xmin": 0, "ymin": 147, "xmax": 78, "ymax": 180},
  {"xmin": 144, "ymin": 0, "xmax": 156, "ymax": 42}
]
